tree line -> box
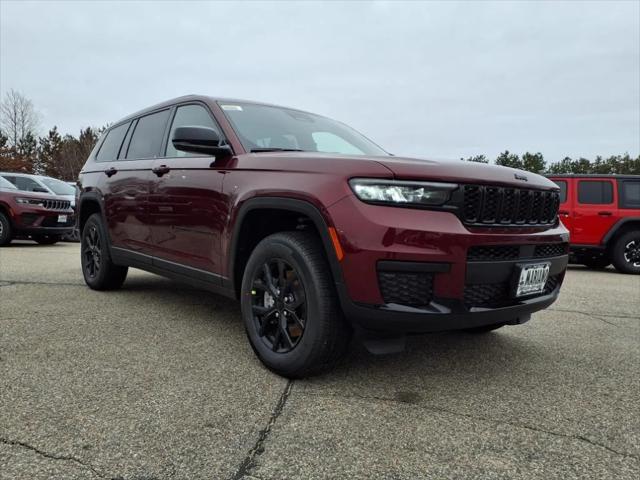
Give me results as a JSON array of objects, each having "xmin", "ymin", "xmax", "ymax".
[
  {"xmin": 462, "ymin": 151, "xmax": 639, "ymax": 175},
  {"xmin": 0, "ymin": 89, "xmax": 638, "ymax": 180}
]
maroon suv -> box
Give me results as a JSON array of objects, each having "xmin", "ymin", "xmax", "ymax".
[
  {"xmin": 77, "ymin": 95, "xmax": 569, "ymax": 377},
  {"xmin": 0, "ymin": 176, "xmax": 75, "ymax": 246}
]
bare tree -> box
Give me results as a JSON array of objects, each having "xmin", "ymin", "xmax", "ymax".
[{"xmin": 0, "ymin": 89, "xmax": 40, "ymax": 149}]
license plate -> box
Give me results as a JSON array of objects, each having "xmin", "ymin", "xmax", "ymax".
[
  {"xmin": 515, "ymin": 263, "xmax": 550, "ymax": 297},
  {"xmin": 58, "ymin": 215, "xmax": 67, "ymax": 223}
]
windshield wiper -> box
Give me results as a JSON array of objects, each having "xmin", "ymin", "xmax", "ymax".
[{"xmin": 250, "ymin": 148, "xmax": 305, "ymax": 153}]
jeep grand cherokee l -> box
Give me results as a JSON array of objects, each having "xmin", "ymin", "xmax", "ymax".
[
  {"xmin": 77, "ymin": 95, "xmax": 569, "ymax": 377},
  {"xmin": 0, "ymin": 175, "xmax": 75, "ymax": 246}
]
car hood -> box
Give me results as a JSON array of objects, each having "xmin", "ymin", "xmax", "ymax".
[{"xmin": 373, "ymin": 155, "xmax": 558, "ymax": 190}]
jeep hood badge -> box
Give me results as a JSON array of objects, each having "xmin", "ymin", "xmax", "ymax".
[{"xmin": 514, "ymin": 173, "xmax": 528, "ymax": 181}]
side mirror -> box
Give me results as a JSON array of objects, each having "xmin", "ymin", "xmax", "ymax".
[
  {"xmin": 33, "ymin": 187, "xmax": 49, "ymax": 193},
  {"xmin": 172, "ymin": 126, "xmax": 232, "ymax": 158}
]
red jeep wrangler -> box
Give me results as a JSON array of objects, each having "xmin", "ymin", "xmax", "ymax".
[
  {"xmin": 78, "ymin": 95, "xmax": 569, "ymax": 377},
  {"xmin": 548, "ymin": 175, "xmax": 640, "ymax": 274}
]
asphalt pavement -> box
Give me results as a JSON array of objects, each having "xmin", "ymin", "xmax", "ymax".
[{"xmin": 1, "ymin": 241, "xmax": 638, "ymax": 480}]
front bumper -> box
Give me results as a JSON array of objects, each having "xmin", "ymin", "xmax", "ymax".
[
  {"xmin": 13, "ymin": 208, "xmax": 75, "ymax": 237},
  {"xmin": 328, "ymin": 195, "xmax": 569, "ymax": 333}
]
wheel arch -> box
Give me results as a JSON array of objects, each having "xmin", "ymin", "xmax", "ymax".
[
  {"xmin": 603, "ymin": 217, "xmax": 640, "ymax": 247},
  {"xmin": 227, "ymin": 197, "xmax": 344, "ymax": 299}
]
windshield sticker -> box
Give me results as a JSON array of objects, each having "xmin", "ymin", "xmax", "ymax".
[{"xmin": 221, "ymin": 105, "xmax": 243, "ymax": 111}]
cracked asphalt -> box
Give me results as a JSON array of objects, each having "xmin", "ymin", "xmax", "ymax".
[{"xmin": 1, "ymin": 242, "xmax": 639, "ymax": 480}]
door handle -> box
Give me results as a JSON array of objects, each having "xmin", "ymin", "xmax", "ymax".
[
  {"xmin": 598, "ymin": 211, "xmax": 612, "ymax": 216},
  {"xmin": 104, "ymin": 167, "xmax": 118, "ymax": 177},
  {"xmin": 152, "ymin": 165, "xmax": 171, "ymax": 177}
]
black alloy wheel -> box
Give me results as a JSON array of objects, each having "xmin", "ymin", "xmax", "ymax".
[
  {"xmin": 250, "ymin": 259, "xmax": 307, "ymax": 353},
  {"xmin": 83, "ymin": 224, "xmax": 102, "ymax": 279}
]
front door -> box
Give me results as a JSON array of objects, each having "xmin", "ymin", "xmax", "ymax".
[{"xmin": 148, "ymin": 103, "xmax": 227, "ymax": 276}]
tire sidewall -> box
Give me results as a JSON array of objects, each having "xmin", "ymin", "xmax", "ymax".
[
  {"xmin": 0, "ymin": 212, "xmax": 11, "ymax": 245},
  {"xmin": 613, "ymin": 231, "xmax": 640, "ymax": 274},
  {"xmin": 241, "ymin": 237, "xmax": 325, "ymax": 374},
  {"xmin": 81, "ymin": 215, "xmax": 109, "ymax": 287}
]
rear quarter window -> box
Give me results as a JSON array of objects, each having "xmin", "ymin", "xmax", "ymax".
[{"xmin": 619, "ymin": 180, "xmax": 640, "ymax": 209}]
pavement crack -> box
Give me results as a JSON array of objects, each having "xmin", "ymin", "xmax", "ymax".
[
  {"xmin": 0, "ymin": 279, "xmax": 83, "ymax": 287},
  {"xmin": 229, "ymin": 380, "xmax": 294, "ymax": 480},
  {"xmin": 302, "ymin": 391, "xmax": 639, "ymax": 461},
  {"xmin": 548, "ymin": 308, "xmax": 624, "ymax": 327},
  {"xmin": 0, "ymin": 436, "xmax": 106, "ymax": 478}
]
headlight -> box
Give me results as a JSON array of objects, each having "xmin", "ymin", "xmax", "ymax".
[
  {"xmin": 15, "ymin": 197, "xmax": 45, "ymax": 206},
  {"xmin": 349, "ymin": 179, "xmax": 458, "ymax": 206}
]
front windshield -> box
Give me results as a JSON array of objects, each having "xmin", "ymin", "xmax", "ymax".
[
  {"xmin": 0, "ymin": 176, "xmax": 17, "ymax": 190},
  {"xmin": 41, "ymin": 177, "xmax": 75, "ymax": 195},
  {"xmin": 219, "ymin": 102, "xmax": 387, "ymax": 156}
]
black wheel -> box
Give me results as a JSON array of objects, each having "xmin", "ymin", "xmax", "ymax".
[
  {"xmin": 581, "ymin": 257, "xmax": 610, "ymax": 270},
  {"xmin": 0, "ymin": 212, "xmax": 12, "ymax": 246},
  {"xmin": 34, "ymin": 235, "xmax": 59, "ymax": 245},
  {"xmin": 464, "ymin": 323, "xmax": 506, "ymax": 334},
  {"xmin": 240, "ymin": 231, "xmax": 350, "ymax": 378},
  {"xmin": 611, "ymin": 231, "xmax": 640, "ymax": 275},
  {"xmin": 81, "ymin": 213, "xmax": 128, "ymax": 290}
]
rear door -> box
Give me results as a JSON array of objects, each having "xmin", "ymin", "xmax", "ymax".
[
  {"xmin": 98, "ymin": 109, "xmax": 171, "ymax": 255},
  {"xmin": 572, "ymin": 178, "xmax": 618, "ymax": 245},
  {"xmin": 148, "ymin": 103, "xmax": 227, "ymax": 277}
]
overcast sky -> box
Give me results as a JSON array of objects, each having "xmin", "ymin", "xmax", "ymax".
[{"xmin": 1, "ymin": 0, "xmax": 638, "ymax": 162}]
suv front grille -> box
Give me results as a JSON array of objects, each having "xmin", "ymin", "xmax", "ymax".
[
  {"xmin": 43, "ymin": 199, "xmax": 71, "ymax": 211},
  {"xmin": 462, "ymin": 185, "xmax": 559, "ymax": 227},
  {"xmin": 467, "ymin": 243, "xmax": 568, "ymax": 261},
  {"xmin": 464, "ymin": 274, "xmax": 560, "ymax": 309},
  {"xmin": 378, "ymin": 271, "xmax": 433, "ymax": 307}
]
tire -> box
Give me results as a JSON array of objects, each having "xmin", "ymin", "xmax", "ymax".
[
  {"xmin": 463, "ymin": 323, "xmax": 506, "ymax": 334},
  {"xmin": 611, "ymin": 231, "xmax": 640, "ymax": 275},
  {"xmin": 81, "ymin": 213, "xmax": 128, "ymax": 290},
  {"xmin": 240, "ymin": 231, "xmax": 350, "ymax": 378},
  {"xmin": 34, "ymin": 235, "xmax": 59, "ymax": 245},
  {"xmin": 0, "ymin": 212, "xmax": 12, "ymax": 246}
]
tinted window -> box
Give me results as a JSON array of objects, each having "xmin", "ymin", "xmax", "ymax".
[
  {"xmin": 554, "ymin": 180, "xmax": 567, "ymax": 203},
  {"xmin": 166, "ymin": 104, "xmax": 221, "ymax": 157},
  {"xmin": 620, "ymin": 181, "xmax": 640, "ymax": 208},
  {"xmin": 96, "ymin": 122, "xmax": 130, "ymax": 162},
  {"xmin": 578, "ymin": 180, "xmax": 613, "ymax": 204},
  {"xmin": 126, "ymin": 109, "xmax": 171, "ymax": 159}
]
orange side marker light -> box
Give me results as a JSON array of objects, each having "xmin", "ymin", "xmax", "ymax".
[{"xmin": 328, "ymin": 227, "xmax": 344, "ymax": 262}]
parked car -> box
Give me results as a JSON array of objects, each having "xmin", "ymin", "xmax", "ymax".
[
  {"xmin": 0, "ymin": 172, "xmax": 77, "ymax": 207},
  {"xmin": 77, "ymin": 95, "xmax": 569, "ymax": 377},
  {"xmin": 0, "ymin": 175, "xmax": 75, "ymax": 246},
  {"xmin": 547, "ymin": 174, "xmax": 640, "ymax": 274}
]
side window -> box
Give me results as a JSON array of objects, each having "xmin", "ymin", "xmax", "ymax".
[
  {"xmin": 96, "ymin": 122, "xmax": 130, "ymax": 162},
  {"xmin": 125, "ymin": 109, "xmax": 171, "ymax": 160},
  {"xmin": 577, "ymin": 180, "xmax": 613, "ymax": 205},
  {"xmin": 554, "ymin": 180, "xmax": 568, "ymax": 203},
  {"xmin": 620, "ymin": 181, "xmax": 640, "ymax": 209},
  {"xmin": 166, "ymin": 104, "xmax": 221, "ymax": 157},
  {"xmin": 15, "ymin": 177, "xmax": 44, "ymax": 192}
]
